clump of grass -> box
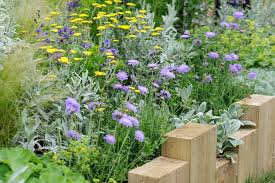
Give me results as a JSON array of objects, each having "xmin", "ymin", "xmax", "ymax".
[
  {"xmin": 0, "ymin": 44, "xmax": 37, "ymax": 147},
  {"xmin": 246, "ymin": 171, "xmax": 275, "ymax": 183}
]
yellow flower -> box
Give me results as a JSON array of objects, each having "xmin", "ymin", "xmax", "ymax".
[
  {"xmin": 73, "ymin": 58, "xmax": 82, "ymax": 61},
  {"xmin": 95, "ymin": 71, "xmax": 107, "ymax": 76},
  {"xmin": 96, "ymin": 33, "xmax": 102, "ymax": 36},
  {"xmin": 70, "ymin": 50, "xmax": 77, "ymax": 54},
  {"xmin": 105, "ymin": 0, "xmax": 112, "ymax": 5},
  {"xmin": 107, "ymin": 56, "xmax": 115, "ymax": 59},
  {"xmin": 114, "ymin": 0, "xmax": 122, "ymax": 3},
  {"xmin": 105, "ymin": 52, "xmax": 113, "ymax": 56},
  {"xmin": 110, "ymin": 60, "xmax": 118, "ymax": 64},
  {"xmin": 139, "ymin": 10, "xmax": 146, "ymax": 14},
  {"xmin": 153, "ymin": 27, "xmax": 164, "ymax": 31},
  {"xmin": 139, "ymin": 29, "xmax": 147, "ymax": 33},
  {"xmin": 58, "ymin": 57, "xmax": 70, "ymax": 64},
  {"xmin": 46, "ymin": 48, "xmax": 59, "ymax": 53},
  {"xmin": 136, "ymin": 15, "xmax": 145, "ymax": 19},
  {"xmin": 55, "ymin": 26, "xmax": 63, "ymax": 29},
  {"xmin": 124, "ymin": 11, "xmax": 132, "ymax": 14},
  {"xmin": 129, "ymin": 86, "xmax": 135, "ymax": 90},
  {"xmin": 69, "ymin": 18, "xmax": 83, "ymax": 23},
  {"xmin": 70, "ymin": 13, "xmax": 78, "ymax": 16},
  {"xmin": 79, "ymin": 14, "xmax": 89, "ymax": 18},
  {"xmin": 126, "ymin": 3, "xmax": 136, "ymax": 6},
  {"xmin": 82, "ymin": 20, "xmax": 93, "ymax": 24},
  {"xmin": 51, "ymin": 29, "xmax": 58, "ymax": 33},
  {"xmin": 130, "ymin": 19, "xmax": 138, "ymax": 23},
  {"xmin": 154, "ymin": 46, "xmax": 162, "ymax": 50},
  {"xmin": 97, "ymin": 26, "xmax": 107, "ymax": 30},
  {"xmin": 126, "ymin": 34, "xmax": 137, "ymax": 39},
  {"xmin": 96, "ymin": 108, "xmax": 106, "ymax": 112},
  {"xmin": 44, "ymin": 17, "xmax": 51, "ymax": 21},
  {"xmin": 143, "ymin": 26, "xmax": 151, "ymax": 30},
  {"xmin": 114, "ymin": 6, "xmax": 123, "ymax": 10},
  {"xmin": 151, "ymin": 32, "xmax": 160, "ymax": 36},
  {"xmin": 50, "ymin": 23, "xmax": 58, "ymax": 27},
  {"xmin": 140, "ymin": 21, "xmax": 147, "ymax": 25},
  {"xmin": 117, "ymin": 25, "xmax": 131, "ymax": 30},
  {"xmin": 50, "ymin": 11, "xmax": 60, "ymax": 16},
  {"xmin": 73, "ymin": 33, "xmax": 82, "ymax": 37},
  {"xmin": 40, "ymin": 46, "xmax": 53, "ymax": 50},
  {"xmin": 117, "ymin": 12, "xmax": 125, "ymax": 15},
  {"xmin": 71, "ymin": 26, "xmax": 78, "ymax": 29},
  {"xmin": 57, "ymin": 49, "xmax": 66, "ymax": 53},
  {"xmin": 113, "ymin": 39, "xmax": 119, "ymax": 43},
  {"xmin": 227, "ymin": 16, "xmax": 234, "ymax": 22},
  {"xmin": 83, "ymin": 51, "xmax": 92, "ymax": 56},
  {"xmin": 135, "ymin": 90, "xmax": 141, "ymax": 93}
]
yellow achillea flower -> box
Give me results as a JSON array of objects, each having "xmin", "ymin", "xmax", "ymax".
[
  {"xmin": 73, "ymin": 33, "xmax": 82, "ymax": 37},
  {"xmin": 104, "ymin": 13, "xmax": 118, "ymax": 18},
  {"xmin": 97, "ymin": 26, "xmax": 107, "ymax": 30},
  {"xmin": 114, "ymin": 6, "xmax": 123, "ymax": 10},
  {"xmin": 79, "ymin": 14, "xmax": 89, "ymax": 18},
  {"xmin": 105, "ymin": 1, "xmax": 112, "ymax": 5},
  {"xmin": 154, "ymin": 46, "xmax": 162, "ymax": 50},
  {"xmin": 40, "ymin": 46, "xmax": 53, "ymax": 50},
  {"xmin": 70, "ymin": 50, "xmax": 77, "ymax": 54},
  {"xmin": 82, "ymin": 20, "xmax": 93, "ymax": 24},
  {"xmin": 139, "ymin": 30, "xmax": 147, "ymax": 33},
  {"xmin": 227, "ymin": 16, "xmax": 234, "ymax": 22},
  {"xmin": 129, "ymin": 86, "xmax": 135, "ymax": 90},
  {"xmin": 117, "ymin": 12, "xmax": 125, "ymax": 15},
  {"xmin": 73, "ymin": 58, "xmax": 82, "ymax": 61},
  {"xmin": 58, "ymin": 57, "xmax": 70, "ymax": 64},
  {"xmin": 55, "ymin": 26, "xmax": 63, "ymax": 29},
  {"xmin": 95, "ymin": 71, "xmax": 107, "ymax": 76},
  {"xmin": 113, "ymin": 40, "xmax": 119, "ymax": 43},
  {"xmin": 96, "ymin": 33, "xmax": 102, "ymax": 36},
  {"xmin": 70, "ymin": 13, "xmax": 78, "ymax": 16},
  {"xmin": 130, "ymin": 19, "xmax": 138, "ymax": 23},
  {"xmin": 57, "ymin": 49, "xmax": 66, "ymax": 53},
  {"xmin": 70, "ymin": 18, "xmax": 83, "ymax": 23},
  {"xmin": 71, "ymin": 26, "xmax": 78, "ymax": 29},
  {"xmin": 50, "ymin": 29, "xmax": 58, "ymax": 33},
  {"xmin": 44, "ymin": 17, "xmax": 51, "ymax": 21},
  {"xmin": 136, "ymin": 15, "xmax": 145, "ymax": 19},
  {"xmin": 105, "ymin": 52, "xmax": 113, "ymax": 56},
  {"xmin": 143, "ymin": 26, "xmax": 151, "ymax": 30},
  {"xmin": 126, "ymin": 34, "xmax": 137, "ymax": 39},
  {"xmin": 126, "ymin": 3, "xmax": 136, "ymax": 6},
  {"xmin": 139, "ymin": 10, "xmax": 146, "ymax": 14},
  {"xmin": 114, "ymin": 0, "xmax": 122, "ymax": 3},
  {"xmin": 110, "ymin": 60, "xmax": 118, "ymax": 64},
  {"xmin": 140, "ymin": 21, "xmax": 147, "ymax": 25},
  {"xmin": 152, "ymin": 32, "xmax": 161, "ymax": 36},
  {"xmin": 107, "ymin": 56, "xmax": 115, "ymax": 59},
  {"xmin": 96, "ymin": 108, "xmax": 106, "ymax": 112},
  {"xmin": 117, "ymin": 25, "xmax": 131, "ymax": 30},
  {"xmin": 50, "ymin": 11, "xmax": 60, "ymax": 16},
  {"xmin": 50, "ymin": 24, "xmax": 58, "ymax": 27},
  {"xmin": 135, "ymin": 90, "xmax": 141, "ymax": 94},
  {"xmin": 46, "ymin": 48, "xmax": 59, "ymax": 53},
  {"xmin": 83, "ymin": 51, "xmax": 92, "ymax": 56},
  {"xmin": 124, "ymin": 11, "xmax": 132, "ymax": 14},
  {"xmin": 153, "ymin": 27, "xmax": 164, "ymax": 31}
]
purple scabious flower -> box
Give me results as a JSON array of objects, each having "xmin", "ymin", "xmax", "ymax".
[
  {"xmin": 228, "ymin": 22, "xmax": 239, "ymax": 29},
  {"xmin": 192, "ymin": 39, "xmax": 202, "ymax": 46},
  {"xmin": 229, "ymin": 64, "xmax": 243, "ymax": 74},
  {"xmin": 177, "ymin": 64, "xmax": 190, "ymax": 74},
  {"xmin": 104, "ymin": 134, "xmax": 116, "ymax": 145},
  {"xmin": 159, "ymin": 90, "xmax": 171, "ymax": 99},
  {"xmin": 66, "ymin": 130, "xmax": 81, "ymax": 140},
  {"xmin": 180, "ymin": 34, "xmax": 190, "ymax": 39},
  {"xmin": 184, "ymin": 30, "xmax": 190, "ymax": 36},
  {"xmin": 208, "ymin": 52, "xmax": 219, "ymax": 59},
  {"xmin": 147, "ymin": 63, "xmax": 159, "ymax": 69},
  {"xmin": 225, "ymin": 53, "xmax": 239, "ymax": 61},
  {"xmin": 247, "ymin": 71, "xmax": 257, "ymax": 80},
  {"xmin": 160, "ymin": 67, "xmax": 176, "ymax": 79},
  {"xmin": 135, "ymin": 130, "xmax": 145, "ymax": 142},
  {"xmin": 119, "ymin": 115, "xmax": 133, "ymax": 127},
  {"xmin": 126, "ymin": 102, "xmax": 138, "ymax": 113},
  {"xmin": 66, "ymin": 0, "xmax": 80, "ymax": 11},
  {"xmin": 112, "ymin": 110, "xmax": 124, "ymax": 121},
  {"xmin": 127, "ymin": 115, "xmax": 140, "ymax": 127},
  {"xmin": 65, "ymin": 97, "xmax": 80, "ymax": 115},
  {"xmin": 104, "ymin": 39, "xmax": 111, "ymax": 48},
  {"xmin": 128, "ymin": 59, "xmax": 139, "ymax": 66},
  {"xmin": 82, "ymin": 42, "xmax": 92, "ymax": 49},
  {"xmin": 116, "ymin": 71, "xmax": 128, "ymax": 81},
  {"xmin": 220, "ymin": 22, "xmax": 230, "ymax": 28},
  {"xmin": 152, "ymin": 80, "xmax": 162, "ymax": 88},
  {"xmin": 89, "ymin": 102, "xmax": 96, "ymax": 110},
  {"xmin": 205, "ymin": 32, "xmax": 216, "ymax": 38},
  {"xmin": 138, "ymin": 86, "xmax": 149, "ymax": 95},
  {"xmin": 233, "ymin": 11, "xmax": 245, "ymax": 19},
  {"xmin": 113, "ymin": 84, "xmax": 129, "ymax": 92},
  {"xmin": 202, "ymin": 75, "xmax": 213, "ymax": 83}
]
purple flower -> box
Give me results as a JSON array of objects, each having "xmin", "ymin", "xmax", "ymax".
[
  {"xmin": 126, "ymin": 102, "xmax": 138, "ymax": 113},
  {"xmin": 89, "ymin": 102, "xmax": 96, "ymax": 110},
  {"xmin": 104, "ymin": 39, "xmax": 111, "ymax": 48},
  {"xmin": 159, "ymin": 90, "xmax": 171, "ymax": 99},
  {"xmin": 177, "ymin": 64, "xmax": 190, "ymax": 74},
  {"xmin": 228, "ymin": 22, "xmax": 239, "ymax": 29},
  {"xmin": 229, "ymin": 64, "xmax": 243, "ymax": 74},
  {"xmin": 147, "ymin": 63, "xmax": 159, "ymax": 69},
  {"xmin": 119, "ymin": 115, "xmax": 133, "ymax": 127},
  {"xmin": 247, "ymin": 71, "xmax": 257, "ymax": 80},
  {"xmin": 127, "ymin": 115, "xmax": 140, "ymax": 127},
  {"xmin": 152, "ymin": 80, "xmax": 162, "ymax": 88},
  {"xmin": 205, "ymin": 32, "xmax": 216, "ymax": 38},
  {"xmin": 113, "ymin": 84, "xmax": 129, "ymax": 92},
  {"xmin": 202, "ymin": 75, "xmax": 213, "ymax": 83},
  {"xmin": 66, "ymin": 130, "xmax": 81, "ymax": 140},
  {"xmin": 112, "ymin": 110, "xmax": 123, "ymax": 121},
  {"xmin": 65, "ymin": 97, "xmax": 80, "ymax": 115},
  {"xmin": 116, "ymin": 71, "xmax": 128, "ymax": 81},
  {"xmin": 135, "ymin": 130, "xmax": 145, "ymax": 142},
  {"xmin": 192, "ymin": 39, "xmax": 202, "ymax": 46},
  {"xmin": 180, "ymin": 34, "xmax": 190, "ymax": 39},
  {"xmin": 82, "ymin": 42, "xmax": 92, "ymax": 49},
  {"xmin": 208, "ymin": 52, "xmax": 219, "ymax": 59},
  {"xmin": 138, "ymin": 86, "xmax": 149, "ymax": 95},
  {"xmin": 225, "ymin": 53, "xmax": 239, "ymax": 61},
  {"xmin": 66, "ymin": 0, "xmax": 80, "ymax": 11},
  {"xmin": 128, "ymin": 59, "xmax": 139, "ymax": 66},
  {"xmin": 233, "ymin": 11, "xmax": 245, "ymax": 19},
  {"xmin": 220, "ymin": 22, "xmax": 230, "ymax": 28},
  {"xmin": 184, "ymin": 30, "xmax": 190, "ymax": 36},
  {"xmin": 160, "ymin": 67, "xmax": 176, "ymax": 79},
  {"xmin": 104, "ymin": 134, "xmax": 116, "ymax": 145}
]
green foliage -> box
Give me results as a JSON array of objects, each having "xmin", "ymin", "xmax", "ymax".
[
  {"xmin": 246, "ymin": 170, "xmax": 275, "ymax": 183},
  {"xmin": 0, "ymin": 46, "xmax": 37, "ymax": 147},
  {"xmin": 0, "ymin": 147, "xmax": 87, "ymax": 183}
]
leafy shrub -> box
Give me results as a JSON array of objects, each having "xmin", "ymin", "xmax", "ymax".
[{"xmin": 0, "ymin": 147, "xmax": 87, "ymax": 183}]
